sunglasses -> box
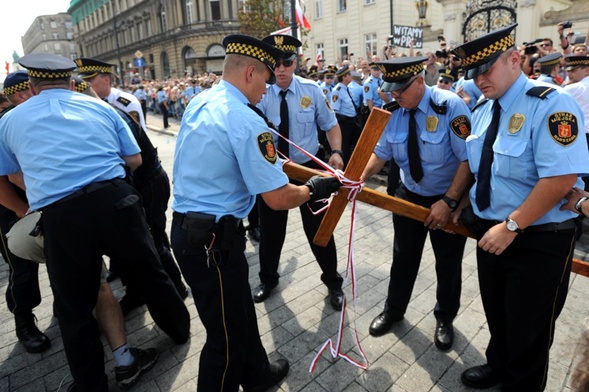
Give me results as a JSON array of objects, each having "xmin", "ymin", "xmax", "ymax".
[
  {"xmin": 325, "ymin": 75, "xmax": 334, "ymax": 79},
  {"xmin": 276, "ymin": 59, "xmax": 294, "ymax": 68},
  {"xmin": 391, "ymin": 76, "xmax": 418, "ymax": 98},
  {"xmin": 539, "ymin": 43, "xmax": 551, "ymax": 47},
  {"xmin": 452, "ymin": 56, "xmax": 461, "ymax": 61},
  {"xmin": 438, "ymin": 79, "xmax": 451, "ymax": 85}
]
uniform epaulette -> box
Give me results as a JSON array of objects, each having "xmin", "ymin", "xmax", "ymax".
[
  {"xmin": 335, "ymin": 86, "xmax": 341, "ymax": 91},
  {"xmin": 117, "ymin": 96, "xmax": 131, "ymax": 106},
  {"xmin": 383, "ymin": 101, "xmax": 400, "ymax": 113},
  {"xmin": 429, "ymin": 99, "xmax": 447, "ymax": 114},
  {"xmin": 471, "ymin": 98, "xmax": 489, "ymax": 112},
  {"xmin": 526, "ymin": 86, "xmax": 556, "ymax": 99}
]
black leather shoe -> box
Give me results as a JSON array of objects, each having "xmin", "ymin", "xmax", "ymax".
[
  {"xmin": 434, "ymin": 320, "xmax": 454, "ymax": 351},
  {"xmin": 15, "ymin": 313, "xmax": 51, "ymax": 353},
  {"xmin": 461, "ymin": 364, "xmax": 501, "ymax": 389},
  {"xmin": 249, "ymin": 227, "xmax": 261, "ymax": 242},
  {"xmin": 119, "ymin": 293, "xmax": 146, "ymax": 316},
  {"xmin": 369, "ymin": 312, "xmax": 403, "ymax": 337},
  {"xmin": 328, "ymin": 288, "xmax": 344, "ymax": 311},
  {"xmin": 251, "ymin": 358, "xmax": 289, "ymax": 392},
  {"xmin": 253, "ymin": 282, "xmax": 277, "ymax": 303}
]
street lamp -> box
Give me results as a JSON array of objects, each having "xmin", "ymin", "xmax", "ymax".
[
  {"xmin": 415, "ymin": 0, "xmax": 430, "ymax": 27},
  {"xmin": 113, "ymin": 12, "xmax": 125, "ymax": 85}
]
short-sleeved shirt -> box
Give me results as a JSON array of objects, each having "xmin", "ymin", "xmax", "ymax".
[
  {"xmin": 467, "ymin": 74, "xmax": 589, "ymax": 224},
  {"xmin": 374, "ymin": 86, "xmax": 471, "ymax": 196},
  {"xmin": 172, "ymin": 80, "xmax": 288, "ymax": 220},
  {"xmin": 363, "ymin": 76, "xmax": 385, "ymax": 108},
  {"xmin": 348, "ymin": 80, "xmax": 364, "ymax": 109},
  {"xmin": 257, "ymin": 75, "xmax": 338, "ymax": 164},
  {"xmin": 331, "ymin": 83, "xmax": 357, "ymax": 117},
  {"xmin": 0, "ymin": 89, "xmax": 139, "ymax": 210},
  {"xmin": 564, "ymin": 76, "xmax": 589, "ymax": 134},
  {"xmin": 107, "ymin": 87, "xmax": 146, "ymax": 130}
]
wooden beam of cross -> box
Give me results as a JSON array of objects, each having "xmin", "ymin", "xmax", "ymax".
[
  {"xmin": 283, "ymin": 161, "xmax": 589, "ymax": 278},
  {"xmin": 312, "ymin": 108, "xmax": 391, "ymax": 247}
]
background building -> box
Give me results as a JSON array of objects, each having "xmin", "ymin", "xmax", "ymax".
[{"xmin": 21, "ymin": 13, "xmax": 77, "ymax": 60}]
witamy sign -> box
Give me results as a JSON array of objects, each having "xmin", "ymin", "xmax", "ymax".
[{"xmin": 391, "ymin": 25, "xmax": 424, "ymax": 49}]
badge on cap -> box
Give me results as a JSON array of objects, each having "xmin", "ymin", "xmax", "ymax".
[
  {"xmin": 548, "ymin": 112, "xmax": 578, "ymax": 146},
  {"xmin": 258, "ymin": 132, "xmax": 277, "ymax": 163}
]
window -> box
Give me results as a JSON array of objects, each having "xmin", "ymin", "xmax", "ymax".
[
  {"xmin": 210, "ymin": 0, "xmax": 221, "ymax": 20},
  {"xmin": 160, "ymin": 7, "xmax": 167, "ymax": 32},
  {"xmin": 54, "ymin": 43, "xmax": 61, "ymax": 50},
  {"xmin": 42, "ymin": 34, "xmax": 47, "ymax": 40},
  {"xmin": 365, "ymin": 33, "xmax": 378, "ymax": 56},
  {"xmin": 314, "ymin": 0, "xmax": 322, "ymax": 18},
  {"xmin": 137, "ymin": 21, "xmax": 143, "ymax": 39},
  {"xmin": 239, "ymin": 0, "xmax": 249, "ymax": 12},
  {"xmin": 338, "ymin": 0, "xmax": 346, "ymax": 12},
  {"xmin": 186, "ymin": 0, "xmax": 194, "ymax": 24},
  {"xmin": 316, "ymin": 43, "xmax": 324, "ymax": 62},
  {"xmin": 50, "ymin": 21, "xmax": 57, "ymax": 29},
  {"xmin": 339, "ymin": 38, "xmax": 348, "ymax": 60},
  {"xmin": 40, "ymin": 22, "xmax": 45, "ymax": 30},
  {"xmin": 69, "ymin": 43, "xmax": 76, "ymax": 51},
  {"xmin": 365, "ymin": 0, "xmax": 375, "ymax": 4},
  {"xmin": 52, "ymin": 33, "xmax": 60, "ymax": 40},
  {"xmin": 146, "ymin": 19, "xmax": 152, "ymax": 36},
  {"xmin": 65, "ymin": 22, "xmax": 72, "ymax": 30}
]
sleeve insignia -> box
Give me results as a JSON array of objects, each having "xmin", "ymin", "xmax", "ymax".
[
  {"xmin": 364, "ymin": 86, "xmax": 370, "ymax": 93},
  {"xmin": 548, "ymin": 112, "xmax": 579, "ymax": 146},
  {"xmin": 322, "ymin": 89, "xmax": 328, "ymax": 95},
  {"xmin": 116, "ymin": 96, "xmax": 131, "ymax": 106},
  {"xmin": 332, "ymin": 94, "xmax": 339, "ymax": 102},
  {"xmin": 300, "ymin": 96, "xmax": 312, "ymax": 109},
  {"xmin": 325, "ymin": 98, "xmax": 332, "ymax": 111},
  {"xmin": 128, "ymin": 111, "xmax": 141, "ymax": 125},
  {"xmin": 450, "ymin": 115, "xmax": 471, "ymax": 139},
  {"xmin": 257, "ymin": 132, "xmax": 277, "ymax": 164}
]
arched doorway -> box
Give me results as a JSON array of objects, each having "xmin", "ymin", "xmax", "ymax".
[
  {"xmin": 161, "ymin": 51, "xmax": 171, "ymax": 79},
  {"xmin": 462, "ymin": 0, "xmax": 517, "ymax": 42},
  {"xmin": 183, "ymin": 46, "xmax": 198, "ymax": 77}
]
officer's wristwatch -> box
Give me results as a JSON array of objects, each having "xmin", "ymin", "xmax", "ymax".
[
  {"xmin": 505, "ymin": 217, "xmax": 524, "ymax": 233},
  {"xmin": 442, "ymin": 195, "xmax": 458, "ymax": 211}
]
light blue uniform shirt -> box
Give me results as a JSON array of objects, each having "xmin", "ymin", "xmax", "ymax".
[
  {"xmin": 157, "ymin": 90, "xmax": 167, "ymax": 104},
  {"xmin": 331, "ymin": 83, "xmax": 357, "ymax": 117},
  {"xmin": 363, "ymin": 76, "xmax": 384, "ymax": 108},
  {"xmin": 454, "ymin": 78, "xmax": 482, "ymax": 110},
  {"xmin": 348, "ymin": 80, "xmax": 364, "ymax": 109},
  {"xmin": 374, "ymin": 86, "xmax": 471, "ymax": 196},
  {"xmin": 536, "ymin": 73, "xmax": 559, "ymax": 85},
  {"xmin": 257, "ymin": 75, "xmax": 338, "ymax": 164},
  {"xmin": 173, "ymin": 80, "xmax": 288, "ymax": 220},
  {"xmin": 467, "ymin": 73, "xmax": 589, "ymax": 224},
  {"xmin": 0, "ymin": 89, "xmax": 139, "ymax": 210},
  {"xmin": 320, "ymin": 80, "xmax": 335, "ymax": 101},
  {"xmin": 133, "ymin": 88, "xmax": 147, "ymax": 101}
]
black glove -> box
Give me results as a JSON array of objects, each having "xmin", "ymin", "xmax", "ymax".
[{"xmin": 305, "ymin": 175, "xmax": 342, "ymax": 201}]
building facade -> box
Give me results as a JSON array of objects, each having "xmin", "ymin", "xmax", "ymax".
[
  {"xmin": 21, "ymin": 13, "xmax": 78, "ymax": 60},
  {"xmin": 66, "ymin": 0, "xmax": 588, "ymax": 82}
]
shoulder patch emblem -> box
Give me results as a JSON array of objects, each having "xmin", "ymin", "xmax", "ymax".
[
  {"xmin": 258, "ymin": 132, "xmax": 277, "ymax": 164},
  {"xmin": 128, "ymin": 111, "xmax": 141, "ymax": 125},
  {"xmin": 300, "ymin": 96, "xmax": 311, "ymax": 109},
  {"xmin": 322, "ymin": 89, "xmax": 328, "ymax": 95},
  {"xmin": 116, "ymin": 96, "xmax": 131, "ymax": 106},
  {"xmin": 332, "ymin": 94, "xmax": 338, "ymax": 102},
  {"xmin": 325, "ymin": 98, "xmax": 332, "ymax": 111},
  {"xmin": 364, "ymin": 86, "xmax": 370, "ymax": 93},
  {"xmin": 548, "ymin": 112, "xmax": 578, "ymax": 146},
  {"xmin": 450, "ymin": 115, "xmax": 471, "ymax": 139}
]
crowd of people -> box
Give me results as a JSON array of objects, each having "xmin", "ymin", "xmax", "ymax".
[{"xmin": 1, "ymin": 19, "xmax": 589, "ymax": 392}]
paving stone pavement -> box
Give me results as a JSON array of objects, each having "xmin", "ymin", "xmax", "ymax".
[{"xmin": 1, "ymin": 111, "xmax": 589, "ymax": 391}]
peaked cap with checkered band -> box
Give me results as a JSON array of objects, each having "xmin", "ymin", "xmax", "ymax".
[
  {"xmin": 223, "ymin": 34, "xmax": 285, "ymax": 84},
  {"xmin": 262, "ymin": 34, "xmax": 301, "ymax": 61},
  {"xmin": 74, "ymin": 58, "xmax": 115, "ymax": 79},
  {"xmin": 565, "ymin": 55, "xmax": 589, "ymax": 70},
  {"xmin": 3, "ymin": 70, "xmax": 29, "ymax": 96},
  {"xmin": 451, "ymin": 24, "xmax": 517, "ymax": 80},
  {"xmin": 375, "ymin": 57, "xmax": 427, "ymax": 92},
  {"xmin": 18, "ymin": 53, "xmax": 76, "ymax": 80}
]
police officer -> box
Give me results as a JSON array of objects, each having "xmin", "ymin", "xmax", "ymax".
[
  {"xmin": 363, "ymin": 63, "xmax": 386, "ymax": 110},
  {"xmin": 171, "ymin": 34, "xmax": 341, "ymax": 391},
  {"xmin": 0, "ymin": 54, "xmax": 190, "ymax": 392},
  {"xmin": 320, "ymin": 64, "xmax": 338, "ymax": 100},
  {"xmin": 0, "ymin": 70, "xmax": 50, "ymax": 354},
  {"xmin": 75, "ymin": 57, "xmax": 147, "ymax": 131},
  {"xmin": 252, "ymin": 34, "xmax": 345, "ymax": 310},
  {"xmin": 332, "ymin": 65, "xmax": 361, "ymax": 165},
  {"xmin": 132, "ymin": 84, "xmax": 148, "ymax": 122},
  {"xmin": 451, "ymin": 24, "xmax": 589, "ymax": 391},
  {"xmin": 361, "ymin": 57, "xmax": 472, "ymax": 351},
  {"xmin": 535, "ymin": 52, "xmax": 564, "ymax": 85}
]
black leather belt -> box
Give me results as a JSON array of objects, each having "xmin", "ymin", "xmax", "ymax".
[
  {"xmin": 525, "ymin": 219, "xmax": 576, "ymax": 232},
  {"xmin": 46, "ymin": 178, "xmax": 124, "ymax": 209},
  {"xmin": 172, "ymin": 212, "xmax": 239, "ymax": 230}
]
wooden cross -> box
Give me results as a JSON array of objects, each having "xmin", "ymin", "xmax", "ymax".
[{"xmin": 282, "ymin": 108, "xmax": 589, "ymax": 278}]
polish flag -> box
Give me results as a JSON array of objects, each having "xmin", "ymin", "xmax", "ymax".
[{"xmin": 295, "ymin": 0, "xmax": 311, "ymax": 31}]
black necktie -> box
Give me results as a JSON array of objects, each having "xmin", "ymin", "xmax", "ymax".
[
  {"xmin": 408, "ymin": 109, "xmax": 423, "ymax": 183},
  {"xmin": 476, "ymin": 101, "xmax": 501, "ymax": 211},
  {"xmin": 279, "ymin": 90, "xmax": 290, "ymax": 157}
]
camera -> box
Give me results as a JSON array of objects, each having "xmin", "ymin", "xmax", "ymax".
[
  {"xmin": 562, "ymin": 21, "xmax": 573, "ymax": 29},
  {"xmin": 523, "ymin": 38, "xmax": 543, "ymax": 55}
]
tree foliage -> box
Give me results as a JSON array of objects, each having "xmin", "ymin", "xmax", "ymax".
[{"xmin": 238, "ymin": 0, "xmax": 289, "ymax": 38}]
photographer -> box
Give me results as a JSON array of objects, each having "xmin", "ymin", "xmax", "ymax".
[{"xmin": 557, "ymin": 21, "xmax": 574, "ymax": 54}]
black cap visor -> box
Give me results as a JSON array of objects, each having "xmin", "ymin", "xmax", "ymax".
[
  {"xmin": 465, "ymin": 54, "xmax": 501, "ymax": 80},
  {"xmin": 381, "ymin": 76, "xmax": 412, "ymax": 93}
]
